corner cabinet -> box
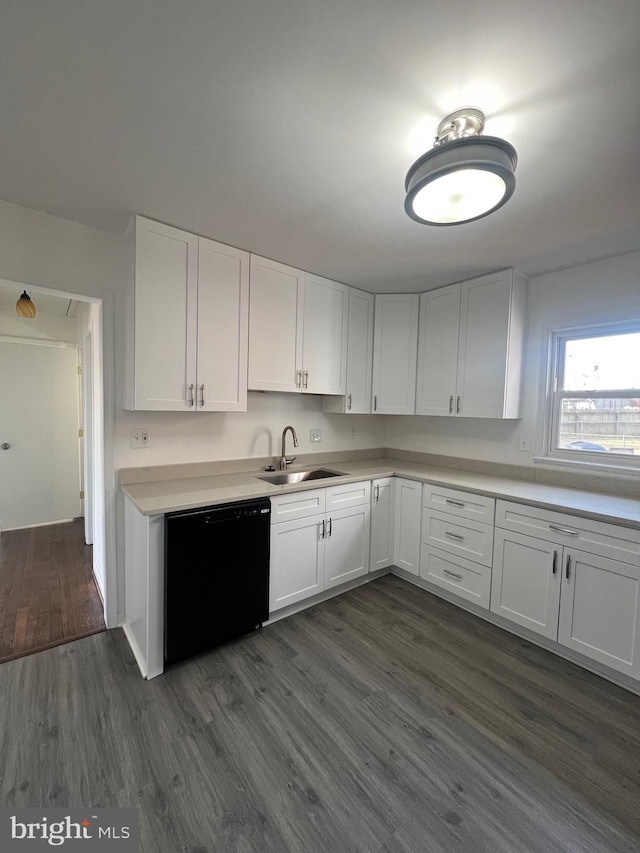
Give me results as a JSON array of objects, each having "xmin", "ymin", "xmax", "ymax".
[
  {"xmin": 248, "ymin": 257, "xmax": 348, "ymax": 395},
  {"xmin": 371, "ymin": 294, "xmax": 419, "ymax": 415},
  {"xmin": 125, "ymin": 216, "xmax": 249, "ymax": 412},
  {"xmin": 416, "ymin": 270, "xmax": 528, "ymax": 418}
]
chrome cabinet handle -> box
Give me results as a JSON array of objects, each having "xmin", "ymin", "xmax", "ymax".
[
  {"xmin": 549, "ymin": 524, "xmax": 578, "ymax": 536},
  {"xmin": 443, "ymin": 569, "xmax": 463, "ymax": 580},
  {"xmin": 320, "ymin": 519, "xmax": 325, "ymax": 539},
  {"xmin": 296, "ymin": 370, "xmax": 302, "ymax": 388},
  {"xmin": 445, "ymin": 531, "xmax": 464, "ymax": 541},
  {"xmin": 199, "ymin": 384, "xmax": 205, "ymax": 407},
  {"xmin": 373, "ymin": 395, "xmax": 377, "ymax": 412},
  {"xmin": 374, "ymin": 484, "xmax": 380, "ymax": 502},
  {"xmin": 445, "ymin": 499, "xmax": 465, "ymax": 508},
  {"xmin": 303, "ymin": 371, "xmax": 308, "ymax": 389},
  {"xmin": 449, "ymin": 395, "xmax": 453, "ymax": 414},
  {"xmin": 347, "ymin": 393, "xmax": 352, "ymax": 411},
  {"xmin": 327, "ymin": 517, "xmax": 332, "ymax": 537},
  {"xmin": 188, "ymin": 384, "xmax": 195, "ymax": 407},
  {"xmin": 456, "ymin": 395, "xmax": 461, "ymax": 414},
  {"xmin": 552, "ymin": 550, "xmax": 558, "ymax": 575},
  {"xmin": 565, "ymin": 555, "xmax": 571, "ymax": 580}
]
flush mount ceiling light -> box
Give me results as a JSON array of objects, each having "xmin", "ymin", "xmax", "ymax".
[
  {"xmin": 404, "ymin": 108, "xmax": 517, "ymax": 225},
  {"xmin": 16, "ymin": 290, "xmax": 36, "ymax": 318}
]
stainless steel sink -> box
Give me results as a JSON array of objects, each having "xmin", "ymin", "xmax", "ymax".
[{"xmin": 256, "ymin": 468, "xmax": 344, "ymax": 486}]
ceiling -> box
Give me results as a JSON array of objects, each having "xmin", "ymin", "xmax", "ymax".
[{"xmin": 2, "ymin": 0, "xmax": 639, "ymax": 293}]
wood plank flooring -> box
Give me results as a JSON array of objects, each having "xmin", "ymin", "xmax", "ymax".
[
  {"xmin": 2, "ymin": 575, "xmax": 640, "ymax": 852},
  {"xmin": 0, "ymin": 520, "xmax": 105, "ymax": 663}
]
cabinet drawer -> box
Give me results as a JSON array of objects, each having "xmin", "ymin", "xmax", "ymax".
[
  {"xmin": 326, "ymin": 480, "xmax": 371, "ymax": 510},
  {"xmin": 496, "ymin": 500, "xmax": 640, "ymax": 566},
  {"xmin": 423, "ymin": 484, "xmax": 495, "ymax": 524},
  {"xmin": 421, "ymin": 546, "xmax": 491, "ymax": 609},
  {"xmin": 270, "ymin": 489, "xmax": 326, "ymax": 524},
  {"xmin": 422, "ymin": 509, "xmax": 493, "ymax": 567}
]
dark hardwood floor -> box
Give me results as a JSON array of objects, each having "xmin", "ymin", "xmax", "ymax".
[
  {"xmin": 2, "ymin": 575, "xmax": 640, "ymax": 852},
  {"xmin": 0, "ymin": 519, "xmax": 105, "ymax": 663}
]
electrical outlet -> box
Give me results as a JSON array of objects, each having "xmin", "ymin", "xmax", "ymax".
[
  {"xmin": 349, "ymin": 427, "xmax": 357, "ymax": 440},
  {"xmin": 518, "ymin": 435, "xmax": 531, "ymax": 452},
  {"xmin": 131, "ymin": 429, "xmax": 151, "ymax": 448},
  {"xmin": 310, "ymin": 428, "xmax": 321, "ymax": 443}
]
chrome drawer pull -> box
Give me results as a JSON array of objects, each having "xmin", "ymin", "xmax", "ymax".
[
  {"xmin": 445, "ymin": 499, "xmax": 465, "ymax": 508},
  {"xmin": 443, "ymin": 569, "xmax": 463, "ymax": 580},
  {"xmin": 188, "ymin": 383, "xmax": 195, "ymax": 407},
  {"xmin": 549, "ymin": 524, "xmax": 578, "ymax": 536},
  {"xmin": 320, "ymin": 519, "xmax": 325, "ymax": 539},
  {"xmin": 445, "ymin": 531, "xmax": 464, "ymax": 541}
]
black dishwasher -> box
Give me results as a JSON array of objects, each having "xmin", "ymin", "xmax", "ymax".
[{"xmin": 164, "ymin": 498, "xmax": 271, "ymax": 666}]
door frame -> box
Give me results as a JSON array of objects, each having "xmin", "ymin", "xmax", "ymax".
[{"xmin": 1, "ymin": 280, "xmax": 117, "ymax": 629}]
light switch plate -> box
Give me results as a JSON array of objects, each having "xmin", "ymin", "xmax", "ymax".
[
  {"xmin": 310, "ymin": 429, "xmax": 321, "ymax": 443},
  {"xmin": 518, "ymin": 436, "xmax": 531, "ymax": 452}
]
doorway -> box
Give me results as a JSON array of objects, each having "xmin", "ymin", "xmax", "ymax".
[{"xmin": 0, "ymin": 282, "xmax": 108, "ymax": 661}]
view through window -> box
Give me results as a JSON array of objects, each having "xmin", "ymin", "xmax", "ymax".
[{"xmin": 551, "ymin": 328, "xmax": 640, "ymax": 460}]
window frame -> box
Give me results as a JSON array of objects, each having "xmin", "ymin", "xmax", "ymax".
[{"xmin": 541, "ymin": 321, "xmax": 640, "ymax": 472}]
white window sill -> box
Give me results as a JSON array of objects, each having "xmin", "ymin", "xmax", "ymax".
[{"xmin": 533, "ymin": 454, "xmax": 640, "ymax": 479}]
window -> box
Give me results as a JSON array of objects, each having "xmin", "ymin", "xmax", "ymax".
[{"xmin": 546, "ymin": 324, "xmax": 640, "ymax": 468}]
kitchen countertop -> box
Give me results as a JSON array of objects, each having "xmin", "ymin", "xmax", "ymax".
[{"xmin": 122, "ymin": 456, "xmax": 640, "ymax": 529}]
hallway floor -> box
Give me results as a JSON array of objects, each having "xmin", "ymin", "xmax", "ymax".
[{"xmin": 0, "ymin": 519, "xmax": 105, "ymax": 663}]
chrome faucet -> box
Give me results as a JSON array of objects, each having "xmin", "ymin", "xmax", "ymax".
[{"xmin": 279, "ymin": 425, "xmax": 299, "ymax": 470}]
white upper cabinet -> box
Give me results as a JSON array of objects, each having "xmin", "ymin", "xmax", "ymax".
[
  {"xmin": 125, "ymin": 216, "xmax": 249, "ymax": 412},
  {"xmin": 248, "ymin": 255, "xmax": 304, "ymax": 393},
  {"xmin": 416, "ymin": 269, "xmax": 528, "ymax": 419},
  {"xmin": 415, "ymin": 285, "xmax": 460, "ymax": 416},
  {"xmin": 323, "ymin": 287, "xmax": 374, "ymax": 414},
  {"xmin": 302, "ymin": 273, "xmax": 348, "ymax": 394},
  {"xmin": 248, "ymin": 258, "xmax": 347, "ymax": 395},
  {"xmin": 372, "ymin": 294, "xmax": 419, "ymax": 415}
]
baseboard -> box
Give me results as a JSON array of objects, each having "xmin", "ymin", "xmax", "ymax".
[{"xmin": 122, "ymin": 623, "xmax": 148, "ymax": 679}]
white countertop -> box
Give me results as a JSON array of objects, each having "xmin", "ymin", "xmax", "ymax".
[{"xmin": 122, "ymin": 456, "xmax": 640, "ymax": 529}]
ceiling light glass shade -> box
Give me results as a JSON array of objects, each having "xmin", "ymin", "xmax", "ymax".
[
  {"xmin": 16, "ymin": 291, "xmax": 36, "ymax": 318},
  {"xmin": 404, "ymin": 133, "xmax": 517, "ymax": 226}
]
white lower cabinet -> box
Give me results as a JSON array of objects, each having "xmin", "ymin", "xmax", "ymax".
[
  {"xmin": 370, "ymin": 478, "xmax": 395, "ymax": 571},
  {"xmin": 421, "ymin": 546, "xmax": 492, "ymax": 609},
  {"xmin": 491, "ymin": 528, "xmax": 561, "ymax": 639},
  {"xmin": 393, "ymin": 478, "xmax": 421, "ymax": 575},
  {"xmin": 269, "ymin": 514, "xmax": 325, "ymax": 612},
  {"xmin": 491, "ymin": 501, "xmax": 640, "ymax": 679},
  {"xmin": 420, "ymin": 485, "xmax": 495, "ymax": 608},
  {"xmin": 269, "ymin": 481, "xmax": 371, "ymax": 613}
]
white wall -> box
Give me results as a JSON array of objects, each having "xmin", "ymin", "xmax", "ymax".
[
  {"xmin": 386, "ymin": 251, "xmax": 640, "ymax": 471},
  {"xmin": 118, "ymin": 392, "xmax": 384, "ymax": 467}
]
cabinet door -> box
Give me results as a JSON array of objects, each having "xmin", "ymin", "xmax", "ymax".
[
  {"xmin": 372, "ymin": 294, "xmax": 419, "ymax": 415},
  {"xmin": 322, "ymin": 287, "xmax": 374, "ymax": 414},
  {"xmin": 491, "ymin": 529, "xmax": 561, "ymax": 640},
  {"xmin": 302, "ymin": 274, "xmax": 348, "ymax": 395},
  {"xmin": 456, "ymin": 271, "xmax": 527, "ymax": 418},
  {"xmin": 393, "ymin": 478, "xmax": 421, "ymax": 575},
  {"xmin": 269, "ymin": 514, "xmax": 324, "ymax": 612},
  {"xmin": 415, "ymin": 285, "xmax": 460, "ymax": 416},
  {"xmin": 324, "ymin": 504, "xmax": 370, "ymax": 590},
  {"xmin": 345, "ymin": 288, "xmax": 374, "ymax": 412},
  {"xmin": 248, "ymin": 255, "xmax": 303, "ymax": 392},
  {"xmin": 197, "ymin": 238, "xmax": 249, "ymax": 412},
  {"xmin": 370, "ymin": 478, "xmax": 395, "ymax": 571},
  {"xmin": 558, "ymin": 549, "xmax": 640, "ymax": 678},
  {"xmin": 129, "ymin": 216, "xmax": 198, "ymax": 411}
]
